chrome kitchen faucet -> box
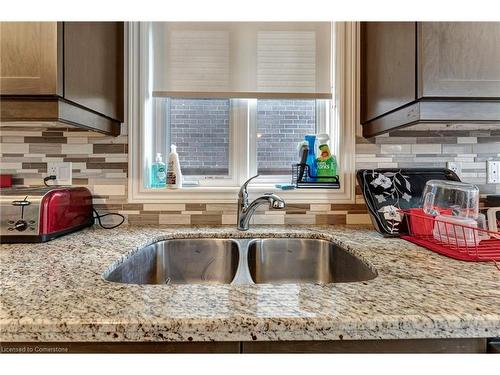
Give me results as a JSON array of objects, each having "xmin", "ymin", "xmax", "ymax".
[{"xmin": 237, "ymin": 175, "xmax": 286, "ymax": 231}]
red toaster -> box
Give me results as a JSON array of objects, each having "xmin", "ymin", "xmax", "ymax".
[{"xmin": 0, "ymin": 187, "xmax": 94, "ymax": 243}]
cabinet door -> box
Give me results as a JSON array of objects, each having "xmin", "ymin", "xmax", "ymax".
[
  {"xmin": 63, "ymin": 22, "xmax": 124, "ymax": 122},
  {"xmin": 419, "ymin": 22, "xmax": 500, "ymax": 98},
  {"xmin": 0, "ymin": 22, "xmax": 59, "ymax": 95},
  {"xmin": 361, "ymin": 22, "xmax": 416, "ymax": 122}
]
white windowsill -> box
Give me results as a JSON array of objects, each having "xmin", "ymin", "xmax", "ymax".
[{"xmin": 130, "ymin": 184, "xmax": 352, "ymax": 204}]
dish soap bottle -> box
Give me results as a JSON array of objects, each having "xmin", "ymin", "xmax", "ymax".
[
  {"xmin": 151, "ymin": 153, "xmax": 167, "ymax": 188},
  {"xmin": 167, "ymin": 144, "xmax": 182, "ymax": 189},
  {"xmin": 315, "ymin": 134, "xmax": 337, "ymax": 182}
]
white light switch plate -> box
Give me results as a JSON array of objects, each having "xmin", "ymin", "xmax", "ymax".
[
  {"xmin": 47, "ymin": 162, "xmax": 72, "ymax": 185},
  {"xmin": 487, "ymin": 160, "xmax": 500, "ymax": 184}
]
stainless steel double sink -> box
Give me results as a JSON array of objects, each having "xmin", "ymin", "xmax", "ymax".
[{"xmin": 104, "ymin": 238, "xmax": 377, "ymax": 285}]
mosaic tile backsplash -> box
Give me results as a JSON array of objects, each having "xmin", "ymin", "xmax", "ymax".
[{"xmin": 1, "ymin": 123, "xmax": 499, "ymax": 226}]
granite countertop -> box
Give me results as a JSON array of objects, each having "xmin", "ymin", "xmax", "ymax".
[{"xmin": 1, "ymin": 225, "xmax": 499, "ymax": 342}]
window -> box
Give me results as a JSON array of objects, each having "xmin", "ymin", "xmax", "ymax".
[
  {"xmin": 147, "ymin": 22, "xmax": 332, "ymax": 187},
  {"xmin": 129, "ymin": 22, "xmax": 358, "ymax": 203}
]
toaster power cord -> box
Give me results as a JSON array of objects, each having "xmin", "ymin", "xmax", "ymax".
[
  {"xmin": 43, "ymin": 175, "xmax": 57, "ymax": 187},
  {"xmin": 92, "ymin": 208, "xmax": 125, "ymax": 229}
]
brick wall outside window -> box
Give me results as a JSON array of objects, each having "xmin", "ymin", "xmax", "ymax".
[{"xmin": 169, "ymin": 98, "xmax": 230, "ymax": 175}]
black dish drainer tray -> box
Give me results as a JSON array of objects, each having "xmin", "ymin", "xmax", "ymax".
[
  {"xmin": 356, "ymin": 168, "xmax": 461, "ymax": 237},
  {"xmin": 291, "ymin": 163, "xmax": 340, "ymax": 189}
]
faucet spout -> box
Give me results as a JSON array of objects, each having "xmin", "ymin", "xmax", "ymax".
[{"xmin": 237, "ymin": 176, "xmax": 286, "ymax": 231}]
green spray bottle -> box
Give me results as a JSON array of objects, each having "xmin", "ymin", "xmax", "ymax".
[{"xmin": 315, "ymin": 134, "xmax": 337, "ymax": 182}]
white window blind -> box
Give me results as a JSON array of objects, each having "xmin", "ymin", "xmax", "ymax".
[
  {"xmin": 152, "ymin": 22, "xmax": 332, "ymax": 99},
  {"xmin": 166, "ymin": 30, "xmax": 230, "ymax": 92}
]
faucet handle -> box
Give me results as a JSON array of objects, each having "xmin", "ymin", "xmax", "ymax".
[{"xmin": 239, "ymin": 174, "xmax": 260, "ymax": 199}]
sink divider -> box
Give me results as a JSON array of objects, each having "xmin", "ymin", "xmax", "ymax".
[{"xmin": 230, "ymin": 238, "xmax": 256, "ymax": 285}]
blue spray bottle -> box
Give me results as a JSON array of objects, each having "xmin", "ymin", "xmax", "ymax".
[{"xmin": 304, "ymin": 134, "xmax": 317, "ymax": 181}]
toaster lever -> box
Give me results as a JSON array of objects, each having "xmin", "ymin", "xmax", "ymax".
[{"xmin": 12, "ymin": 197, "xmax": 30, "ymax": 206}]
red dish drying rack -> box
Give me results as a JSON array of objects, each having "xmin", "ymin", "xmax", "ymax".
[{"xmin": 400, "ymin": 209, "xmax": 500, "ymax": 268}]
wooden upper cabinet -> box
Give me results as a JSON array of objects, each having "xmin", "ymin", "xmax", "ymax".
[
  {"xmin": 0, "ymin": 22, "xmax": 123, "ymax": 135},
  {"xmin": 361, "ymin": 22, "xmax": 416, "ymax": 122},
  {"xmin": 64, "ymin": 22, "xmax": 124, "ymax": 122},
  {"xmin": 361, "ymin": 22, "xmax": 500, "ymax": 138},
  {"xmin": 419, "ymin": 22, "xmax": 500, "ymax": 98},
  {"xmin": 0, "ymin": 22, "xmax": 60, "ymax": 95}
]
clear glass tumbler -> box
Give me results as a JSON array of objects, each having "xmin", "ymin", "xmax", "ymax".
[{"xmin": 422, "ymin": 180, "xmax": 480, "ymax": 219}]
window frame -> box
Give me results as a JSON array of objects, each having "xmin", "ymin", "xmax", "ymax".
[{"xmin": 128, "ymin": 22, "xmax": 358, "ymax": 204}]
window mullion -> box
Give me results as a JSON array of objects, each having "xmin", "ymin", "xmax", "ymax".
[
  {"xmin": 247, "ymin": 99, "xmax": 258, "ymax": 179},
  {"xmin": 231, "ymin": 99, "xmax": 250, "ymax": 185}
]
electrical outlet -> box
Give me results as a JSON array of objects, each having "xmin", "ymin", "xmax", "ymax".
[
  {"xmin": 47, "ymin": 162, "xmax": 72, "ymax": 185},
  {"xmin": 487, "ymin": 160, "xmax": 500, "ymax": 184},
  {"xmin": 446, "ymin": 162, "xmax": 462, "ymax": 178}
]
